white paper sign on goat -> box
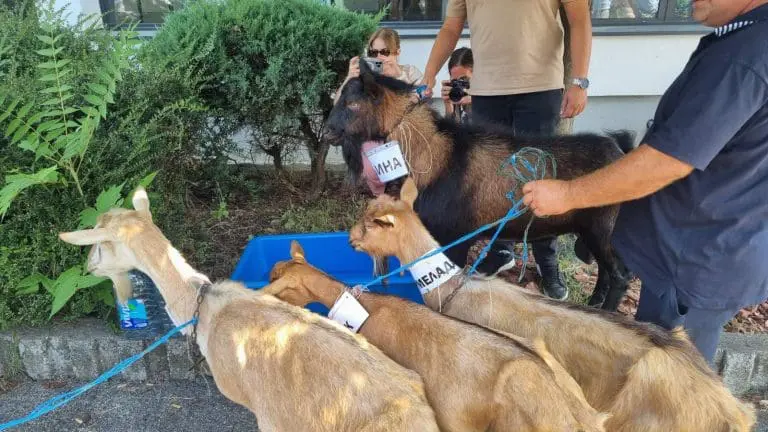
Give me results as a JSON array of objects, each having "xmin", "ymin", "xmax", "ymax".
[
  {"xmin": 364, "ymin": 141, "xmax": 409, "ymax": 183},
  {"xmin": 328, "ymin": 291, "xmax": 369, "ymax": 333},
  {"xmin": 409, "ymin": 250, "xmax": 461, "ymax": 295}
]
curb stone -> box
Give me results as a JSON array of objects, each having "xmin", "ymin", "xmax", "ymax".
[
  {"xmin": 1, "ymin": 318, "xmax": 767, "ymax": 397},
  {"xmin": 0, "ymin": 319, "xmax": 203, "ymax": 384}
]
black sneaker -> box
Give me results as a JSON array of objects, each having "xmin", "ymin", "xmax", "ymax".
[
  {"xmin": 537, "ymin": 264, "xmax": 569, "ymax": 300},
  {"xmin": 471, "ymin": 243, "xmax": 516, "ymax": 280}
]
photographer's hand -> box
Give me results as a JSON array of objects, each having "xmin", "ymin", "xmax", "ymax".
[
  {"xmin": 440, "ymin": 80, "xmax": 452, "ymax": 100},
  {"xmin": 441, "ymin": 80, "xmax": 454, "ymax": 115},
  {"xmin": 382, "ymin": 58, "xmax": 402, "ymax": 79},
  {"xmin": 347, "ymin": 56, "xmax": 360, "ymax": 80}
]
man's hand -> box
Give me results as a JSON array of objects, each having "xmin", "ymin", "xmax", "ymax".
[
  {"xmin": 423, "ymin": 75, "xmax": 436, "ymax": 98},
  {"xmin": 522, "ymin": 144, "xmax": 694, "ymax": 216},
  {"xmin": 522, "ymin": 179, "xmax": 575, "ymax": 217},
  {"xmin": 561, "ymin": 85, "xmax": 587, "ymax": 118}
]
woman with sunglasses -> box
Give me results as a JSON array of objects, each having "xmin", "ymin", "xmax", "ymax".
[
  {"xmin": 335, "ymin": 28, "xmax": 424, "ymax": 99},
  {"xmin": 334, "ymin": 28, "xmax": 424, "ymax": 197}
]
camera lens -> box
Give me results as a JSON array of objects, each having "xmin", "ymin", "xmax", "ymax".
[{"xmin": 449, "ymin": 87, "xmax": 465, "ymax": 103}]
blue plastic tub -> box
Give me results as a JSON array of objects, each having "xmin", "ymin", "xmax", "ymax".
[{"xmin": 230, "ymin": 232, "xmax": 423, "ymax": 315}]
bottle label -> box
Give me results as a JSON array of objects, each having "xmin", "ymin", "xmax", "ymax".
[{"xmin": 118, "ymin": 298, "xmax": 149, "ymax": 330}]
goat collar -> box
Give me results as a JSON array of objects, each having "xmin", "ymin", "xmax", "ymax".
[
  {"xmin": 188, "ymin": 281, "xmax": 213, "ymax": 372},
  {"xmin": 328, "ymin": 285, "xmax": 370, "ymax": 333},
  {"xmin": 436, "ymin": 273, "xmax": 467, "ymax": 312},
  {"xmin": 385, "ymin": 101, "xmax": 422, "ymax": 142}
]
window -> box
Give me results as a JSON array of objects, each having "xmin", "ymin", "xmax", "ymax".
[
  {"xmin": 590, "ymin": 0, "xmax": 693, "ymax": 22},
  {"xmin": 347, "ymin": 0, "xmax": 694, "ymax": 23},
  {"xmin": 100, "ymin": 0, "xmax": 695, "ymax": 28}
]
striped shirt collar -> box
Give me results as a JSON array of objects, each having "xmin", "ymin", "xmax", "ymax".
[{"xmin": 714, "ymin": 20, "xmax": 755, "ymax": 37}]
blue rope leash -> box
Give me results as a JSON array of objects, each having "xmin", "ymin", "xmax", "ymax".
[
  {"xmin": 362, "ymin": 147, "xmax": 556, "ymax": 288},
  {"xmin": 468, "ymin": 148, "xmax": 557, "ymax": 282},
  {"xmin": 0, "ymin": 318, "xmax": 196, "ymax": 431}
]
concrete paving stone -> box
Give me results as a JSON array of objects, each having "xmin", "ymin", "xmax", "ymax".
[
  {"xmin": 67, "ymin": 338, "xmax": 101, "ymax": 380},
  {"xmin": 18, "ymin": 337, "xmax": 53, "ymax": 381}
]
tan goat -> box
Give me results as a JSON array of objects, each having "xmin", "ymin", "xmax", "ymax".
[
  {"xmin": 265, "ymin": 241, "xmax": 609, "ymax": 432},
  {"xmin": 348, "ymin": 177, "xmax": 757, "ymax": 432},
  {"xmin": 58, "ymin": 186, "xmax": 441, "ymax": 432}
]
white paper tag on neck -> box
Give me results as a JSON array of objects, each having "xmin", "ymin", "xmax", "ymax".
[
  {"xmin": 328, "ymin": 291, "xmax": 369, "ymax": 333},
  {"xmin": 364, "ymin": 140, "xmax": 408, "ymax": 183},
  {"xmin": 408, "ymin": 250, "xmax": 461, "ymax": 295}
]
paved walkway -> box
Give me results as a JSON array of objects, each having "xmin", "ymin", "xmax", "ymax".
[
  {"xmin": 0, "ymin": 379, "xmax": 256, "ymax": 431},
  {"xmin": 1, "ymin": 378, "xmax": 768, "ymax": 431}
]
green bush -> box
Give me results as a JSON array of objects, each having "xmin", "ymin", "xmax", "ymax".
[{"xmin": 142, "ymin": 0, "xmax": 381, "ymax": 196}]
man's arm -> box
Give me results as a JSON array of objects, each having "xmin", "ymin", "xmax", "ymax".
[
  {"xmin": 563, "ymin": 0, "xmax": 591, "ymax": 80},
  {"xmin": 522, "ymin": 145, "xmax": 693, "ymax": 216},
  {"xmin": 524, "ymin": 59, "xmax": 768, "ymax": 217},
  {"xmin": 422, "ymin": 16, "xmax": 465, "ymax": 95},
  {"xmin": 560, "ymin": 0, "xmax": 592, "ymax": 118},
  {"xmin": 569, "ymin": 144, "xmax": 692, "ymax": 208}
]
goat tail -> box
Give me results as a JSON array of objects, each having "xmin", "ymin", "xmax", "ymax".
[{"xmin": 605, "ymin": 129, "xmax": 637, "ymax": 154}]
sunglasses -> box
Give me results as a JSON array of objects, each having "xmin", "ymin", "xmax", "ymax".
[{"xmin": 367, "ymin": 48, "xmax": 392, "ymax": 57}]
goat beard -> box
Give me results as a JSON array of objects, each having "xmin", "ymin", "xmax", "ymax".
[
  {"xmin": 371, "ymin": 254, "xmax": 390, "ymax": 287},
  {"xmin": 340, "ymin": 135, "xmax": 366, "ymax": 186}
]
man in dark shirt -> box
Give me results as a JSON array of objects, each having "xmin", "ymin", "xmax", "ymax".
[{"xmin": 521, "ymin": 0, "xmax": 768, "ymax": 364}]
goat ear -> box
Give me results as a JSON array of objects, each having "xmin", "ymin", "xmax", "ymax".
[
  {"xmin": 131, "ymin": 186, "xmax": 152, "ymax": 222},
  {"xmin": 400, "ymin": 177, "xmax": 418, "ymax": 208},
  {"xmin": 290, "ymin": 240, "xmax": 306, "ymax": 262},
  {"xmin": 59, "ymin": 228, "xmax": 113, "ymax": 245},
  {"xmin": 373, "ymin": 214, "xmax": 396, "ymax": 227}
]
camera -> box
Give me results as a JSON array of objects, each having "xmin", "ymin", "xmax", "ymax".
[
  {"xmin": 448, "ymin": 77, "xmax": 470, "ymax": 103},
  {"xmin": 362, "ymin": 57, "xmax": 383, "ymax": 74}
]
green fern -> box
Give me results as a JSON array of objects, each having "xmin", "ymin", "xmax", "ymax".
[{"xmin": 0, "ymin": 21, "xmax": 140, "ymax": 218}]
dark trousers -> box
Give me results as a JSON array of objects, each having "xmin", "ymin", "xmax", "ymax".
[
  {"xmin": 471, "ymin": 90, "xmax": 563, "ymax": 275},
  {"xmin": 635, "ymin": 282, "xmax": 742, "ymax": 365}
]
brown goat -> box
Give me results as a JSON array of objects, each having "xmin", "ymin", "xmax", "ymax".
[
  {"xmin": 326, "ymin": 60, "xmax": 634, "ymax": 311},
  {"xmin": 265, "ymin": 241, "xmax": 609, "ymax": 432},
  {"xmin": 58, "ymin": 186, "xmax": 441, "ymax": 432},
  {"xmin": 348, "ymin": 177, "xmax": 757, "ymax": 432}
]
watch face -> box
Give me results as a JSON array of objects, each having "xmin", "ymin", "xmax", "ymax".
[{"xmin": 573, "ymin": 78, "xmax": 589, "ymax": 89}]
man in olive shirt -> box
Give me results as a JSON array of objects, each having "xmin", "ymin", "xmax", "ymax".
[{"xmin": 422, "ymin": 0, "xmax": 593, "ymax": 300}]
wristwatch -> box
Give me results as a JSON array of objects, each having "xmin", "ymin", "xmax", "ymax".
[{"xmin": 571, "ymin": 77, "xmax": 589, "ymax": 89}]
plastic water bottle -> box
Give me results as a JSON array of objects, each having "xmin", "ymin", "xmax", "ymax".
[{"xmin": 117, "ymin": 270, "xmax": 179, "ymax": 339}]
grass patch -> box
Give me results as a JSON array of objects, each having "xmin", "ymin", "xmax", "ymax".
[{"xmin": 556, "ymin": 234, "xmax": 594, "ymax": 305}]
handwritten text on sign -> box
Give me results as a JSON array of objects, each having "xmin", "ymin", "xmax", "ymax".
[
  {"xmin": 328, "ymin": 291, "xmax": 370, "ymax": 333},
  {"xmin": 364, "ymin": 141, "xmax": 409, "ymax": 183},
  {"xmin": 408, "ymin": 250, "xmax": 461, "ymax": 294}
]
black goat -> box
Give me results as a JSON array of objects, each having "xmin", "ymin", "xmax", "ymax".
[{"xmin": 325, "ymin": 60, "xmax": 635, "ymax": 311}]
